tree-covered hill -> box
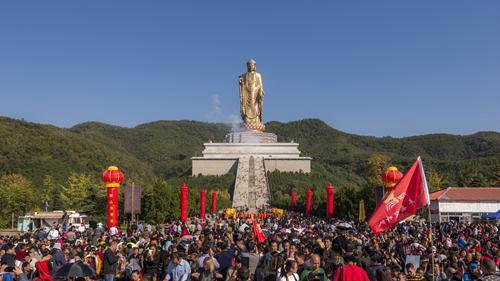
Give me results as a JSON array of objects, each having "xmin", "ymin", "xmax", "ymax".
[
  {"xmin": 266, "ymin": 119, "xmax": 500, "ymax": 188},
  {"xmin": 1, "ymin": 116, "xmax": 498, "ymax": 188},
  {"xmin": 0, "ymin": 116, "xmax": 498, "ymax": 223}
]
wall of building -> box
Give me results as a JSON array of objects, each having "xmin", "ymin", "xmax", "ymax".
[
  {"xmin": 192, "ymin": 158, "xmax": 312, "ymax": 175},
  {"xmin": 439, "ymin": 201, "xmax": 500, "ymax": 213},
  {"xmin": 191, "ymin": 159, "xmax": 238, "ymax": 176},
  {"xmin": 433, "ymin": 200, "xmax": 500, "ymax": 223},
  {"xmin": 264, "ymin": 159, "xmax": 311, "ymax": 173}
]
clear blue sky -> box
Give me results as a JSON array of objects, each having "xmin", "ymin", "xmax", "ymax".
[{"xmin": 0, "ymin": 1, "xmax": 499, "ymax": 137}]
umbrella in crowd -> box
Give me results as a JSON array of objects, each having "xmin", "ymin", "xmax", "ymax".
[
  {"xmin": 337, "ymin": 222, "xmax": 353, "ymax": 230},
  {"xmin": 55, "ymin": 261, "xmax": 95, "ymax": 278}
]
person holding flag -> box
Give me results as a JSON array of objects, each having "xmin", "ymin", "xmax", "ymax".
[{"xmin": 368, "ymin": 157, "xmax": 435, "ymax": 281}]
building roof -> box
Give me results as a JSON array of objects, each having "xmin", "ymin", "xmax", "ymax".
[{"xmin": 430, "ymin": 187, "xmax": 500, "ymax": 201}]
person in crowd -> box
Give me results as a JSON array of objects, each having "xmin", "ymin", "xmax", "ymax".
[
  {"xmin": 278, "ymin": 259, "xmax": 299, "ymax": 281},
  {"xmin": 103, "ymin": 240, "xmax": 120, "ymax": 281},
  {"xmin": 0, "ymin": 211, "xmax": 499, "ymax": 281},
  {"xmin": 47, "ymin": 226, "xmax": 59, "ymax": 241},
  {"xmin": 165, "ymin": 252, "xmax": 191, "ymax": 281},
  {"xmin": 299, "ymin": 254, "xmax": 328, "ymax": 281},
  {"xmin": 332, "ymin": 252, "xmax": 369, "ymax": 281},
  {"xmin": 404, "ymin": 263, "xmax": 424, "ymax": 281}
]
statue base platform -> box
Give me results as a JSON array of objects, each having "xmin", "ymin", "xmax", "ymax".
[
  {"xmin": 244, "ymin": 122, "xmax": 266, "ymax": 132},
  {"xmin": 191, "ymin": 142, "xmax": 311, "ymax": 176},
  {"xmin": 225, "ymin": 131, "xmax": 277, "ymax": 143},
  {"xmin": 191, "ymin": 129, "xmax": 312, "ymax": 212}
]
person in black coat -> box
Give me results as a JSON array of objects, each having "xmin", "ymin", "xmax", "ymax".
[
  {"xmin": 1, "ymin": 245, "xmax": 16, "ymax": 267},
  {"xmin": 103, "ymin": 240, "xmax": 119, "ymax": 281}
]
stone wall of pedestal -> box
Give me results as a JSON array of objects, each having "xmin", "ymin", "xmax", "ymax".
[
  {"xmin": 191, "ymin": 158, "xmax": 238, "ymax": 176},
  {"xmin": 190, "ymin": 129, "xmax": 311, "ymax": 211},
  {"xmin": 264, "ymin": 158, "xmax": 311, "ymax": 173},
  {"xmin": 198, "ymin": 143, "xmax": 304, "ymax": 158},
  {"xmin": 225, "ymin": 131, "xmax": 278, "ymax": 143}
]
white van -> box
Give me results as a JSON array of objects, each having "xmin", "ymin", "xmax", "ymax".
[{"xmin": 17, "ymin": 211, "xmax": 89, "ymax": 232}]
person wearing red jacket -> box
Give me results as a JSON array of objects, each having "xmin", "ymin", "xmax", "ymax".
[{"xmin": 332, "ymin": 253, "xmax": 369, "ymax": 281}]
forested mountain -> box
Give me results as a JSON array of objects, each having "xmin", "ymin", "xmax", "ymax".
[{"xmin": 0, "ymin": 116, "xmax": 498, "ymax": 225}]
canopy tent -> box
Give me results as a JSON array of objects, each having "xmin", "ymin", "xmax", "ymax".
[{"xmin": 481, "ymin": 210, "xmax": 500, "ymax": 220}]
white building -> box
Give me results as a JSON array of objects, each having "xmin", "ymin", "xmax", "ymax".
[{"xmin": 429, "ymin": 187, "xmax": 500, "ymax": 223}]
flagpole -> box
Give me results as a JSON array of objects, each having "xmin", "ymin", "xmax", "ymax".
[
  {"xmin": 427, "ymin": 205, "xmax": 435, "ymax": 281},
  {"xmin": 419, "ymin": 156, "xmax": 435, "ymax": 281}
]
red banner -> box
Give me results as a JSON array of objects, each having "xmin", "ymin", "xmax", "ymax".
[
  {"xmin": 200, "ymin": 189, "xmax": 206, "ymax": 219},
  {"xmin": 306, "ymin": 188, "xmax": 313, "ymax": 216},
  {"xmin": 326, "ymin": 183, "xmax": 335, "ymax": 219},
  {"xmin": 291, "ymin": 192, "xmax": 296, "ymax": 210},
  {"xmin": 180, "ymin": 183, "xmax": 188, "ymax": 221},
  {"xmin": 211, "ymin": 191, "xmax": 217, "ymax": 214},
  {"xmin": 107, "ymin": 187, "xmax": 119, "ymax": 228},
  {"xmin": 368, "ymin": 157, "xmax": 430, "ymax": 235}
]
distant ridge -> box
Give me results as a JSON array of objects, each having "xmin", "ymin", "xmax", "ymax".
[{"xmin": 0, "ymin": 116, "xmax": 498, "ymax": 188}]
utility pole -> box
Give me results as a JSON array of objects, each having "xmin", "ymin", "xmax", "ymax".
[{"xmin": 131, "ymin": 182, "xmax": 135, "ymax": 224}]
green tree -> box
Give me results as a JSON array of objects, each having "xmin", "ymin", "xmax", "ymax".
[
  {"xmin": 0, "ymin": 174, "xmax": 36, "ymax": 228},
  {"xmin": 142, "ymin": 179, "xmax": 178, "ymax": 223},
  {"xmin": 42, "ymin": 175, "xmax": 66, "ymax": 211},
  {"xmin": 62, "ymin": 173, "xmax": 96, "ymax": 210},
  {"xmin": 428, "ymin": 168, "xmax": 446, "ymax": 192}
]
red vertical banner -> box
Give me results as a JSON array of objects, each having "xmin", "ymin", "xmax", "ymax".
[
  {"xmin": 326, "ymin": 183, "xmax": 334, "ymax": 219},
  {"xmin": 180, "ymin": 183, "xmax": 188, "ymax": 221},
  {"xmin": 291, "ymin": 192, "xmax": 296, "ymax": 211},
  {"xmin": 332, "ymin": 185, "xmax": 335, "ymax": 217},
  {"xmin": 200, "ymin": 189, "xmax": 206, "ymax": 219},
  {"xmin": 306, "ymin": 188, "xmax": 313, "ymax": 217},
  {"xmin": 107, "ymin": 187, "xmax": 119, "ymax": 227},
  {"xmin": 211, "ymin": 191, "xmax": 217, "ymax": 214}
]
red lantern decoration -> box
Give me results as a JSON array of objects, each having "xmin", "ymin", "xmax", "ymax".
[
  {"xmin": 306, "ymin": 189, "xmax": 313, "ymax": 217},
  {"xmin": 180, "ymin": 183, "xmax": 188, "ymax": 221},
  {"xmin": 101, "ymin": 166, "xmax": 124, "ymax": 228},
  {"xmin": 326, "ymin": 183, "xmax": 335, "ymax": 219},
  {"xmin": 211, "ymin": 191, "xmax": 217, "ymax": 214},
  {"xmin": 200, "ymin": 189, "xmax": 206, "ymax": 219},
  {"xmin": 290, "ymin": 192, "xmax": 296, "ymax": 211},
  {"xmin": 382, "ymin": 166, "xmax": 404, "ymax": 191}
]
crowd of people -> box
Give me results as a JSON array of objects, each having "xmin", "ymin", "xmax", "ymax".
[{"xmin": 0, "ymin": 212, "xmax": 498, "ymax": 281}]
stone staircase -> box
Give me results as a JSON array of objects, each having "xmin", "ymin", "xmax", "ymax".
[{"xmin": 232, "ymin": 155, "xmax": 271, "ymax": 212}]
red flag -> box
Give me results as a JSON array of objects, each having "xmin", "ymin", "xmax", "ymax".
[
  {"xmin": 305, "ymin": 189, "xmax": 313, "ymax": 216},
  {"xmin": 252, "ymin": 219, "xmax": 266, "ymax": 243},
  {"xmin": 368, "ymin": 157, "xmax": 430, "ymax": 235}
]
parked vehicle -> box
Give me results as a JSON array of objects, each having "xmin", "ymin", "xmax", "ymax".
[{"xmin": 17, "ymin": 211, "xmax": 89, "ymax": 232}]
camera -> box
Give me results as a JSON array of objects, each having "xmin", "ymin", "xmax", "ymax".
[{"xmin": 307, "ymin": 272, "xmax": 322, "ymax": 281}]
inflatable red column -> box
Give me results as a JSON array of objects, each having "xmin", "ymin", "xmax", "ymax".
[
  {"xmin": 180, "ymin": 183, "xmax": 188, "ymax": 221},
  {"xmin": 306, "ymin": 188, "xmax": 313, "ymax": 217},
  {"xmin": 332, "ymin": 185, "xmax": 335, "ymax": 217},
  {"xmin": 200, "ymin": 189, "xmax": 206, "ymax": 219},
  {"xmin": 326, "ymin": 183, "xmax": 334, "ymax": 219},
  {"xmin": 211, "ymin": 191, "xmax": 217, "ymax": 214},
  {"xmin": 101, "ymin": 166, "xmax": 124, "ymax": 229},
  {"xmin": 291, "ymin": 192, "xmax": 296, "ymax": 211}
]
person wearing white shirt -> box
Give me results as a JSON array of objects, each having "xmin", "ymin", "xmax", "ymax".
[
  {"xmin": 48, "ymin": 226, "xmax": 59, "ymax": 240},
  {"xmin": 278, "ymin": 259, "xmax": 299, "ymax": 281},
  {"xmin": 109, "ymin": 226, "xmax": 119, "ymax": 236}
]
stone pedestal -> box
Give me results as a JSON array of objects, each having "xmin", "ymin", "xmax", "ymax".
[
  {"xmin": 191, "ymin": 129, "xmax": 311, "ymax": 212},
  {"xmin": 225, "ymin": 131, "xmax": 277, "ymax": 143}
]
